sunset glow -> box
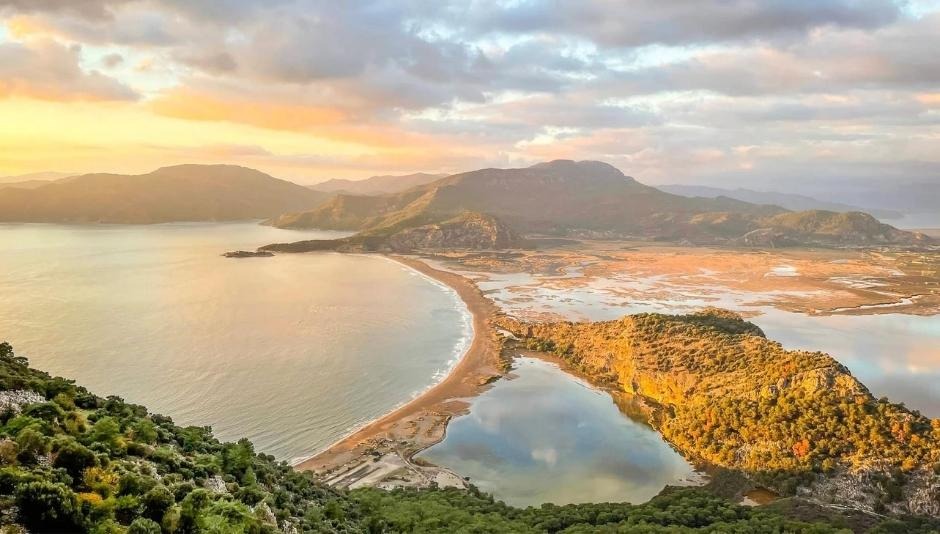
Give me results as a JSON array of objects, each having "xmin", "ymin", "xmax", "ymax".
[{"xmin": 2, "ymin": 1, "xmax": 938, "ymax": 185}]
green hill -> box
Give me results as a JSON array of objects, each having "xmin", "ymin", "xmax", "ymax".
[{"xmin": 0, "ymin": 340, "xmax": 900, "ymax": 532}]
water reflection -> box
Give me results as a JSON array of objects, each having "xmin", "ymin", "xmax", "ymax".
[{"xmin": 420, "ymin": 357, "xmax": 697, "ymax": 506}]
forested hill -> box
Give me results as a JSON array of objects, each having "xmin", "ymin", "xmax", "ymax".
[
  {"xmin": 1, "ymin": 340, "xmax": 937, "ymax": 532},
  {"xmin": 496, "ymin": 308, "xmax": 940, "ymax": 518}
]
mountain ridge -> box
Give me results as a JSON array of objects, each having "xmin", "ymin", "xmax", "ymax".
[
  {"xmin": 266, "ymin": 160, "xmax": 929, "ymax": 248},
  {"xmin": 0, "ymin": 164, "xmax": 329, "ymax": 224},
  {"xmin": 309, "ymin": 172, "xmax": 447, "ymax": 196},
  {"xmin": 661, "ymin": 184, "xmax": 903, "ymax": 219}
]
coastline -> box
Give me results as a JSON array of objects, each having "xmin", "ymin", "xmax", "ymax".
[{"xmin": 293, "ymin": 254, "xmax": 505, "ymax": 488}]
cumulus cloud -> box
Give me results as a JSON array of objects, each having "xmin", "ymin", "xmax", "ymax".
[{"xmin": 0, "ymin": 39, "xmax": 137, "ymax": 101}]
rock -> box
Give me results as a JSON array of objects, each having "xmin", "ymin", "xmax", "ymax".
[
  {"xmin": 0, "ymin": 390, "xmax": 46, "ymax": 416},
  {"xmin": 222, "ymin": 250, "xmax": 274, "ymax": 258}
]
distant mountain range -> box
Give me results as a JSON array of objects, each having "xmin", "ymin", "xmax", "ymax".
[
  {"xmin": 265, "ymin": 160, "xmax": 931, "ymax": 250},
  {"xmin": 309, "ymin": 173, "xmax": 446, "ymax": 196},
  {"xmin": 269, "ymin": 160, "xmax": 778, "ymax": 235},
  {"xmin": 0, "ymin": 171, "xmax": 73, "ymax": 184},
  {"xmin": 0, "ymin": 165, "xmax": 328, "ymax": 223},
  {"xmin": 660, "ymin": 184, "xmax": 903, "ymax": 219},
  {"xmin": 0, "ymin": 161, "xmax": 928, "ymax": 248}
]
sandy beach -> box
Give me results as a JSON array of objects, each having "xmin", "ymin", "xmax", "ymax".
[{"xmin": 293, "ymin": 255, "xmax": 506, "ymax": 489}]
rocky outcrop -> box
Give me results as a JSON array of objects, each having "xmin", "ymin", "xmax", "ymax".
[
  {"xmin": 222, "ymin": 250, "xmax": 274, "ymax": 258},
  {"xmin": 0, "ymin": 390, "xmax": 45, "ymax": 416},
  {"xmin": 385, "ymin": 212, "xmax": 523, "ymax": 251}
]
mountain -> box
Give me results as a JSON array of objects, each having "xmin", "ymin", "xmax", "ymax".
[
  {"xmin": 0, "ymin": 179, "xmax": 53, "ymax": 191},
  {"xmin": 660, "ymin": 184, "xmax": 902, "ymax": 219},
  {"xmin": 270, "ymin": 160, "xmax": 780, "ymax": 236},
  {"xmin": 309, "ymin": 172, "xmax": 446, "ymax": 195},
  {"xmin": 0, "ymin": 164, "xmax": 329, "ymax": 224},
  {"xmin": 0, "ymin": 171, "xmax": 72, "ymax": 184},
  {"xmin": 496, "ymin": 308, "xmax": 940, "ymax": 517},
  {"xmin": 262, "ymin": 211, "xmax": 526, "ymax": 253},
  {"xmin": 266, "ymin": 160, "xmax": 928, "ymax": 247}
]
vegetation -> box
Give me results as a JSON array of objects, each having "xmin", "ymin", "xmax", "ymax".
[
  {"xmin": 497, "ymin": 309, "xmax": 940, "ymax": 515},
  {"xmin": 2, "ymin": 340, "xmax": 938, "ymax": 532}
]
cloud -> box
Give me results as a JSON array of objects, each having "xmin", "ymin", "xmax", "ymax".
[
  {"xmin": 0, "ymin": 39, "xmax": 137, "ymax": 101},
  {"xmin": 101, "ymin": 52, "xmax": 123, "ymax": 68},
  {"xmin": 440, "ymin": 0, "xmax": 901, "ymax": 47},
  {"xmin": 0, "ymin": 0, "xmax": 938, "ymax": 189},
  {"xmin": 150, "ymin": 88, "xmax": 345, "ymax": 132},
  {"xmin": 0, "ymin": 0, "xmax": 133, "ymax": 21}
]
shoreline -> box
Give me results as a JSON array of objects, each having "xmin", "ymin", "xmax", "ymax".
[{"xmin": 293, "ymin": 254, "xmax": 505, "ymax": 487}]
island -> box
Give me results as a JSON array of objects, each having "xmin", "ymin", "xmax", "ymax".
[{"xmin": 221, "ymin": 250, "xmax": 275, "ymax": 258}]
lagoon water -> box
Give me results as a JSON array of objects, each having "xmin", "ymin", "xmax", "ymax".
[
  {"xmin": 420, "ymin": 357, "xmax": 697, "ymax": 506},
  {"xmin": 0, "ymin": 222, "xmax": 472, "ymax": 461}
]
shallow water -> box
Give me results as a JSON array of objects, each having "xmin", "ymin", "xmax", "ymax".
[
  {"xmin": 420, "ymin": 357, "xmax": 698, "ymax": 506},
  {"xmin": 0, "ymin": 222, "xmax": 472, "ymax": 461}
]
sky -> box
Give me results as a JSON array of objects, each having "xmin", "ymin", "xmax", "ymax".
[{"xmin": 0, "ymin": 0, "xmax": 938, "ymax": 189}]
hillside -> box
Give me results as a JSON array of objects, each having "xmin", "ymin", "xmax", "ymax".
[
  {"xmin": 262, "ymin": 211, "xmax": 526, "ymax": 253},
  {"xmin": 0, "ymin": 165, "xmax": 329, "ymax": 224},
  {"xmin": 269, "ymin": 160, "xmax": 780, "ymax": 236},
  {"xmin": 743, "ymin": 211, "xmax": 932, "ymax": 247},
  {"xmin": 266, "ymin": 160, "xmax": 929, "ymax": 248},
  {"xmin": 661, "ymin": 184, "xmax": 902, "ymax": 219},
  {"xmin": 309, "ymin": 172, "xmax": 446, "ymax": 195},
  {"xmin": 496, "ymin": 309, "xmax": 940, "ymax": 517},
  {"xmin": 0, "ymin": 340, "xmax": 883, "ymax": 532}
]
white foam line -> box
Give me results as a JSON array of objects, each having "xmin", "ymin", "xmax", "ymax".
[{"xmin": 291, "ymin": 255, "xmax": 475, "ymax": 466}]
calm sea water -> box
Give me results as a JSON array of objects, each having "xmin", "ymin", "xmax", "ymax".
[
  {"xmin": 0, "ymin": 223, "xmax": 472, "ymax": 461},
  {"xmin": 420, "ymin": 357, "xmax": 697, "ymax": 506}
]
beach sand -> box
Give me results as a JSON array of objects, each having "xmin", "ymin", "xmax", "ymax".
[{"xmin": 293, "ymin": 255, "xmax": 506, "ymax": 489}]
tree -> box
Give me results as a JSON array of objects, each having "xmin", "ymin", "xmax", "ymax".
[
  {"xmin": 15, "ymin": 427, "xmax": 49, "ymax": 464},
  {"xmin": 128, "ymin": 518, "xmax": 162, "ymax": 534},
  {"xmin": 52, "ymin": 437, "xmax": 97, "ymax": 479},
  {"xmin": 14, "ymin": 480, "xmax": 81, "ymax": 531},
  {"xmin": 89, "ymin": 417, "xmax": 123, "ymax": 451},
  {"xmin": 141, "ymin": 485, "xmax": 175, "ymax": 521}
]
